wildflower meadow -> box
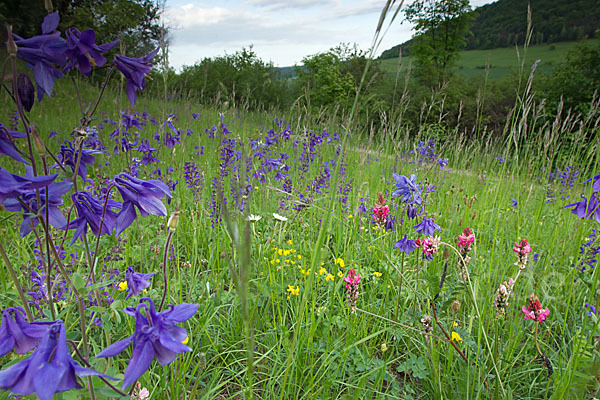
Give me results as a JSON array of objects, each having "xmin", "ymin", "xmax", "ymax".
[{"xmin": 1, "ymin": 2, "xmax": 600, "ymax": 400}]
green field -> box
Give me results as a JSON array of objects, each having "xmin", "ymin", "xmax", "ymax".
[{"xmin": 379, "ymin": 40, "xmax": 585, "ymax": 79}]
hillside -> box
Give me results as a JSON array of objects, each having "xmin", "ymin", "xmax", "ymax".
[
  {"xmin": 378, "ymin": 40, "xmax": 582, "ymax": 79},
  {"xmin": 379, "ymin": 0, "xmax": 600, "ymax": 59}
]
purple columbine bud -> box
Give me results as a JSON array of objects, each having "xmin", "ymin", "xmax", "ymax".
[{"xmin": 17, "ymin": 73, "xmax": 35, "ymax": 112}]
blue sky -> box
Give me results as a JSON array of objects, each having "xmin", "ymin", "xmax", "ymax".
[{"xmin": 163, "ymin": 0, "xmax": 495, "ymax": 70}]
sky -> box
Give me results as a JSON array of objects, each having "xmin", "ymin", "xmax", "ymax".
[{"xmin": 162, "ymin": 0, "xmax": 495, "ymax": 71}]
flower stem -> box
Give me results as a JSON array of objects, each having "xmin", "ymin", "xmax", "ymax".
[
  {"xmin": 0, "ymin": 243, "xmax": 33, "ymax": 321},
  {"xmin": 441, "ymin": 241, "xmax": 506, "ymax": 396},
  {"xmin": 158, "ymin": 229, "xmax": 174, "ymax": 311}
]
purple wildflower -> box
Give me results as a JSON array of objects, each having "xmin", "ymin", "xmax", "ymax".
[
  {"xmin": 413, "ymin": 217, "xmax": 441, "ymax": 236},
  {"xmin": 0, "ymin": 124, "xmax": 28, "ymax": 164},
  {"xmin": 63, "ymin": 28, "xmax": 119, "ymax": 76},
  {"xmin": 113, "ymin": 173, "xmax": 171, "ymax": 236},
  {"xmin": 12, "ymin": 12, "xmax": 67, "ymax": 101},
  {"xmin": 394, "ymin": 235, "xmax": 416, "ymax": 254},
  {"xmin": 392, "ymin": 174, "xmax": 422, "ymax": 205},
  {"xmin": 69, "ymin": 191, "xmax": 119, "ymax": 244},
  {"xmin": 0, "ymin": 307, "xmax": 53, "ymax": 357},
  {"xmin": 125, "ymin": 266, "xmax": 154, "ymax": 299},
  {"xmin": 2, "ymin": 170, "xmax": 72, "ymax": 237},
  {"xmin": 113, "ymin": 48, "xmax": 159, "ymax": 105},
  {"xmin": 0, "ymin": 321, "xmax": 115, "ymax": 400},
  {"xmin": 96, "ymin": 298, "xmax": 197, "ymax": 389}
]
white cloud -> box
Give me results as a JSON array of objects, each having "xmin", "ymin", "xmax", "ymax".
[
  {"xmin": 164, "ymin": 4, "xmax": 231, "ymax": 29},
  {"xmin": 248, "ymin": 0, "xmax": 336, "ymax": 9}
]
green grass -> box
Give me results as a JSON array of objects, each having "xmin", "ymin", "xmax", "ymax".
[
  {"xmin": 1, "ymin": 59, "xmax": 600, "ymax": 400},
  {"xmin": 379, "ymin": 40, "xmax": 585, "ymax": 79}
]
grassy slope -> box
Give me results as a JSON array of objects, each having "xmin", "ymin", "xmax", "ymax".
[{"xmin": 378, "ymin": 40, "xmax": 584, "ymax": 79}]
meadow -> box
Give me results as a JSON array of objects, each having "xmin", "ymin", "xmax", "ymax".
[
  {"xmin": 1, "ymin": 10, "xmax": 600, "ymax": 400},
  {"xmin": 378, "ymin": 40, "xmax": 584, "ymax": 79}
]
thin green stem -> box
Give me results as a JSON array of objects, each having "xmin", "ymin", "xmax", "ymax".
[{"xmin": 0, "ymin": 243, "xmax": 33, "ymax": 321}]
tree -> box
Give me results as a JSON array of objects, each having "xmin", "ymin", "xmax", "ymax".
[
  {"xmin": 404, "ymin": 0, "xmax": 472, "ymax": 86},
  {"xmin": 170, "ymin": 47, "xmax": 288, "ymax": 109},
  {"xmin": 295, "ymin": 51, "xmax": 356, "ymax": 108},
  {"xmin": 543, "ymin": 35, "xmax": 600, "ymax": 114},
  {"xmin": 0, "ymin": 0, "xmax": 165, "ymax": 57}
]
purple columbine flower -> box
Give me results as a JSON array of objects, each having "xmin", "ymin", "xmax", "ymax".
[
  {"xmin": 406, "ymin": 205, "xmax": 418, "ymax": 220},
  {"xmin": 12, "ymin": 12, "xmax": 67, "ymax": 101},
  {"xmin": 125, "ymin": 266, "xmax": 154, "ymax": 299},
  {"xmin": 582, "ymin": 174, "xmax": 600, "ymax": 192},
  {"xmin": 564, "ymin": 194, "xmax": 600, "ymax": 223},
  {"xmin": 0, "ymin": 124, "xmax": 28, "ymax": 164},
  {"xmin": 113, "ymin": 48, "xmax": 159, "ymax": 105},
  {"xmin": 394, "ymin": 234, "xmax": 416, "ymax": 254},
  {"xmin": 113, "ymin": 173, "xmax": 171, "ymax": 236},
  {"xmin": 58, "ymin": 140, "xmax": 103, "ymax": 180},
  {"xmin": 0, "ymin": 320, "xmax": 115, "ymax": 400},
  {"xmin": 392, "ymin": 174, "xmax": 422, "ymax": 205},
  {"xmin": 385, "ymin": 215, "xmax": 396, "ymax": 231},
  {"xmin": 3, "ymin": 170, "xmax": 72, "ymax": 237},
  {"xmin": 413, "ymin": 217, "xmax": 441, "ymax": 236},
  {"xmin": 0, "ymin": 167, "xmax": 58, "ymax": 204},
  {"xmin": 511, "ymin": 198, "xmax": 518, "ymax": 209},
  {"xmin": 0, "ymin": 307, "xmax": 53, "ymax": 358},
  {"xmin": 96, "ymin": 297, "xmax": 198, "ymax": 389},
  {"xmin": 63, "ymin": 28, "xmax": 119, "ymax": 76},
  {"xmin": 69, "ymin": 191, "xmax": 120, "ymax": 244}
]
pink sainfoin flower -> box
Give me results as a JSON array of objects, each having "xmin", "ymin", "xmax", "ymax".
[
  {"xmin": 522, "ymin": 294, "xmax": 550, "ymax": 322},
  {"xmin": 415, "ymin": 236, "xmax": 440, "ymax": 260},
  {"xmin": 344, "ymin": 269, "xmax": 361, "ymax": 313},
  {"xmin": 513, "ymin": 238, "xmax": 532, "ymax": 270},
  {"xmin": 372, "ymin": 193, "xmax": 389, "ymax": 228},
  {"xmin": 458, "ymin": 227, "xmax": 475, "ymax": 252}
]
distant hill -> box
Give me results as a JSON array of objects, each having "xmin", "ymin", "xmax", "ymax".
[{"xmin": 379, "ymin": 0, "xmax": 600, "ymax": 59}]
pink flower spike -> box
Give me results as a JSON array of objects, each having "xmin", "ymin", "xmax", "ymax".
[
  {"xmin": 513, "ymin": 238, "xmax": 532, "ymax": 255},
  {"xmin": 522, "ymin": 294, "xmax": 549, "ymax": 323},
  {"xmin": 458, "ymin": 227, "xmax": 475, "ymax": 249},
  {"xmin": 344, "ymin": 269, "xmax": 360, "ymax": 285},
  {"xmin": 537, "ymin": 308, "xmax": 550, "ymax": 322},
  {"xmin": 522, "ymin": 305, "xmax": 535, "ymax": 320}
]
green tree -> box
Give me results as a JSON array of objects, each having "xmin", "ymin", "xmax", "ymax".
[
  {"xmin": 170, "ymin": 47, "xmax": 288, "ymax": 110},
  {"xmin": 295, "ymin": 51, "xmax": 356, "ymax": 108},
  {"xmin": 404, "ymin": 0, "xmax": 472, "ymax": 85},
  {"xmin": 543, "ymin": 36, "xmax": 600, "ymax": 113}
]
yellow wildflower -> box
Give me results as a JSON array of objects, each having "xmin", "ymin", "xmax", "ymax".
[
  {"xmin": 318, "ymin": 267, "xmax": 327, "ymax": 275},
  {"xmin": 286, "ymin": 285, "xmax": 300, "ymax": 296},
  {"xmin": 334, "ymin": 258, "xmax": 345, "ymax": 268},
  {"xmin": 451, "ymin": 332, "xmax": 462, "ymax": 342},
  {"xmin": 373, "ymin": 271, "xmax": 382, "ymax": 277},
  {"xmin": 118, "ymin": 282, "xmax": 128, "ymax": 291},
  {"xmin": 337, "ymin": 271, "xmax": 343, "ymax": 278},
  {"xmin": 287, "ymin": 239, "xmax": 293, "ymax": 245},
  {"xmin": 325, "ymin": 274, "xmax": 334, "ymax": 281}
]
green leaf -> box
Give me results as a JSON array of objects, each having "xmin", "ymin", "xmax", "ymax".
[{"xmin": 72, "ymin": 273, "xmax": 85, "ymax": 291}]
